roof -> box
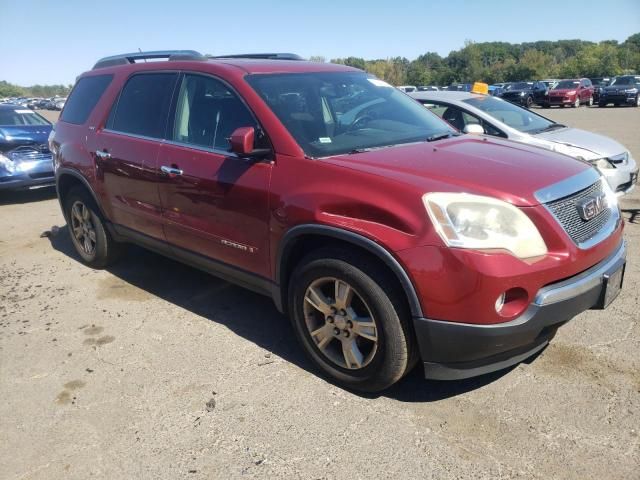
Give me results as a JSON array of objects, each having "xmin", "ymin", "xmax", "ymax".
[{"xmin": 210, "ymin": 58, "xmax": 359, "ymax": 74}]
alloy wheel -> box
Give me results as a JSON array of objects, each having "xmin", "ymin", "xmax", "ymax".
[
  {"xmin": 70, "ymin": 200, "xmax": 97, "ymax": 256},
  {"xmin": 303, "ymin": 277, "xmax": 378, "ymax": 370}
]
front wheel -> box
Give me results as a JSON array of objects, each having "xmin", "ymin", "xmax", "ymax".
[
  {"xmin": 65, "ymin": 187, "xmax": 125, "ymax": 268},
  {"xmin": 289, "ymin": 249, "xmax": 416, "ymax": 392},
  {"xmin": 525, "ymin": 96, "xmax": 534, "ymax": 108}
]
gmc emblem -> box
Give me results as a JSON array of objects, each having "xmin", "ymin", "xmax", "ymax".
[{"xmin": 577, "ymin": 194, "xmax": 606, "ymax": 221}]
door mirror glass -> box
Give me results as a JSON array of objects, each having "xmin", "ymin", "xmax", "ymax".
[{"xmin": 463, "ymin": 123, "xmax": 484, "ymax": 135}]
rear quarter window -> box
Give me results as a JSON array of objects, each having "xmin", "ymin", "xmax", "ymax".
[{"xmin": 61, "ymin": 74, "xmax": 113, "ymax": 125}]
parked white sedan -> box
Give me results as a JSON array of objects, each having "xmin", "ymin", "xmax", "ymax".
[{"xmin": 410, "ymin": 91, "xmax": 638, "ymax": 196}]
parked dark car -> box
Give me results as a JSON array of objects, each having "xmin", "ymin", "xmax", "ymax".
[
  {"xmin": 0, "ymin": 104, "xmax": 55, "ymax": 190},
  {"xmin": 599, "ymin": 75, "xmax": 640, "ymax": 107},
  {"xmin": 501, "ymin": 81, "xmax": 548, "ymax": 107},
  {"xmin": 590, "ymin": 77, "xmax": 610, "ymax": 103},
  {"xmin": 51, "ymin": 50, "xmax": 625, "ymax": 391},
  {"xmin": 545, "ymin": 78, "xmax": 595, "ymax": 108}
]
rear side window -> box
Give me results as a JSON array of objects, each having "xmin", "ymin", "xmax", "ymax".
[
  {"xmin": 61, "ymin": 74, "xmax": 113, "ymax": 125},
  {"xmin": 109, "ymin": 73, "xmax": 178, "ymax": 139}
]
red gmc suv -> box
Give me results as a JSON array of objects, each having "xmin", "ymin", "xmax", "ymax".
[{"xmin": 51, "ymin": 51, "xmax": 626, "ymax": 391}]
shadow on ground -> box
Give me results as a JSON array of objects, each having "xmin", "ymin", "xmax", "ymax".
[
  {"xmin": 46, "ymin": 225, "xmax": 515, "ymax": 401},
  {"xmin": 621, "ymin": 209, "xmax": 639, "ymax": 224},
  {"xmin": 0, "ymin": 186, "xmax": 57, "ymax": 205}
]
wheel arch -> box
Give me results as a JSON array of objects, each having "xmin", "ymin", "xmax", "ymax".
[
  {"xmin": 275, "ymin": 225, "xmax": 424, "ymax": 318},
  {"xmin": 56, "ymin": 168, "xmax": 107, "ymax": 221}
]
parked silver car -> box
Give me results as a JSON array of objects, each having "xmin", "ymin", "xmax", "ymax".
[{"xmin": 409, "ymin": 91, "xmax": 638, "ymax": 196}]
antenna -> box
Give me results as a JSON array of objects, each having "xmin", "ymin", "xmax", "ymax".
[{"xmin": 138, "ymin": 48, "xmax": 147, "ymax": 62}]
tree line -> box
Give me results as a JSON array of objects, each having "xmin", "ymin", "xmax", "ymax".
[
  {"xmin": 0, "ymin": 80, "xmax": 72, "ymax": 98},
  {"xmin": 316, "ymin": 33, "xmax": 640, "ymax": 86},
  {"xmin": 3, "ymin": 34, "xmax": 638, "ymax": 96}
]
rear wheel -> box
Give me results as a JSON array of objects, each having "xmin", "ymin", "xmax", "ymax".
[
  {"xmin": 289, "ymin": 249, "xmax": 416, "ymax": 392},
  {"xmin": 587, "ymin": 96, "xmax": 594, "ymax": 107},
  {"xmin": 64, "ymin": 187, "xmax": 125, "ymax": 268},
  {"xmin": 573, "ymin": 97, "xmax": 580, "ymax": 108}
]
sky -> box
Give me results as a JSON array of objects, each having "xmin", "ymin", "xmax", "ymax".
[{"xmin": 1, "ymin": 0, "xmax": 639, "ymax": 86}]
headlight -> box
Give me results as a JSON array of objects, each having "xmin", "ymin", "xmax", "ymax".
[
  {"xmin": 423, "ymin": 193, "xmax": 548, "ymax": 259},
  {"xmin": 0, "ymin": 153, "xmax": 16, "ymax": 174},
  {"xmin": 624, "ymin": 88, "xmax": 638, "ymax": 93},
  {"xmin": 592, "ymin": 158, "xmax": 615, "ymax": 169},
  {"xmin": 608, "ymin": 152, "xmax": 629, "ymax": 164},
  {"xmin": 519, "ymin": 91, "xmax": 525, "ymax": 96}
]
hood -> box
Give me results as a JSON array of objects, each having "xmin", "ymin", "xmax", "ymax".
[
  {"xmin": 535, "ymin": 127, "xmax": 626, "ymax": 160},
  {"xmin": 323, "ymin": 136, "xmax": 590, "ymax": 207},
  {"xmin": 0, "ymin": 125, "xmax": 53, "ymax": 149},
  {"xmin": 603, "ymin": 84, "xmax": 634, "ymax": 92},
  {"xmin": 549, "ymin": 88, "xmax": 576, "ymax": 95},
  {"xmin": 502, "ymin": 89, "xmax": 529, "ymax": 95}
]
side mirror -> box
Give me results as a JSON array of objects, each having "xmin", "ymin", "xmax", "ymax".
[
  {"xmin": 229, "ymin": 127, "xmax": 271, "ymax": 158},
  {"xmin": 464, "ymin": 123, "xmax": 484, "ymax": 135}
]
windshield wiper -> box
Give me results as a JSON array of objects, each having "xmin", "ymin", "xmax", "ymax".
[
  {"xmin": 537, "ymin": 123, "xmax": 567, "ymax": 133},
  {"xmin": 426, "ymin": 132, "xmax": 459, "ymax": 142}
]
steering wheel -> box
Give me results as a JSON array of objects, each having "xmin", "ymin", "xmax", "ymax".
[{"xmin": 347, "ymin": 112, "xmax": 376, "ymax": 132}]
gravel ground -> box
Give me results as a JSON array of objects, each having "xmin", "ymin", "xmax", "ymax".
[{"xmin": 1, "ymin": 107, "xmax": 639, "ymax": 479}]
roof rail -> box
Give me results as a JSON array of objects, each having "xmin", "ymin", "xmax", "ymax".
[
  {"xmin": 209, "ymin": 53, "xmax": 304, "ymax": 61},
  {"xmin": 92, "ymin": 50, "xmax": 205, "ymax": 70}
]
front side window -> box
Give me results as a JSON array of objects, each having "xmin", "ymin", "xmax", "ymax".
[
  {"xmin": 109, "ymin": 73, "xmax": 178, "ymax": 138},
  {"xmin": 61, "ymin": 74, "xmax": 113, "ymax": 125},
  {"xmin": 246, "ymin": 72, "xmax": 455, "ymax": 157},
  {"xmin": 172, "ymin": 74, "xmax": 263, "ymax": 151},
  {"xmin": 463, "ymin": 96, "xmax": 554, "ymax": 134},
  {"xmin": 0, "ymin": 108, "xmax": 50, "ymax": 126}
]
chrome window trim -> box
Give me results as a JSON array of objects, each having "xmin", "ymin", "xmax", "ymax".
[
  {"xmin": 534, "ymin": 168, "xmax": 600, "ymax": 204},
  {"xmin": 534, "ymin": 240, "xmax": 626, "ymax": 306},
  {"xmin": 100, "ymin": 129, "xmax": 243, "ymax": 159}
]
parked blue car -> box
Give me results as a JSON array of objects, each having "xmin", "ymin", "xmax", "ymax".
[{"xmin": 0, "ymin": 104, "xmax": 55, "ymax": 191}]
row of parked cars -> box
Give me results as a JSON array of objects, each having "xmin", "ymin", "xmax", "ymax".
[
  {"xmin": 0, "ymin": 51, "xmax": 635, "ymax": 391},
  {"xmin": 399, "ymin": 75, "xmax": 640, "ymax": 109},
  {"xmin": 0, "ymin": 96, "xmax": 67, "ymax": 111}
]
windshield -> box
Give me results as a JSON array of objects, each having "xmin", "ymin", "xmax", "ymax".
[
  {"xmin": 508, "ymin": 82, "xmax": 532, "ymax": 90},
  {"xmin": 463, "ymin": 96, "xmax": 555, "ymax": 134},
  {"xmin": 246, "ymin": 72, "xmax": 456, "ymax": 157},
  {"xmin": 0, "ymin": 108, "xmax": 50, "ymax": 126},
  {"xmin": 610, "ymin": 76, "xmax": 640, "ymax": 86},
  {"xmin": 553, "ymin": 80, "xmax": 580, "ymax": 90}
]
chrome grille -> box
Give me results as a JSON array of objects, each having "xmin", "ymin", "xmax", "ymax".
[
  {"xmin": 545, "ymin": 179, "xmax": 611, "ymax": 245},
  {"xmin": 8, "ymin": 144, "xmax": 52, "ymax": 162}
]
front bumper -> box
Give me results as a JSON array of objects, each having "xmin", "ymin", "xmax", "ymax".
[
  {"xmin": 600, "ymin": 94, "xmax": 636, "ymax": 105},
  {"xmin": 414, "ymin": 240, "xmax": 626, "ymax": 380},
  {"xmin": 548, "ymin": 97, "xmax": 574, "ymax": 105},
  {"xmin": 0, "ymin": 173, "xmax": 55, "ymax": 191}
]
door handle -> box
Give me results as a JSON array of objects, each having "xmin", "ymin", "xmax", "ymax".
[
  {"xmin": 160, "ymin": 165, "xmax": 183, "ymax": 176},
  {"xmin": 96, "ymin": 149, "xmax": 111, "ymax": 159}
]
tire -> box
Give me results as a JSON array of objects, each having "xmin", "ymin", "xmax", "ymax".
[
  {"xmin": 525, "ymin": 96, "xmax": 534, "ymax": 108},
  {"xmin": 64, "ymin": 186, "xmax": 125, "ymax": 268},
  {"xmin": 573, "ymin": 96, "xmax": 580, "ymax": 108},
  {"xmin": 289, "ymin": 248, "xmax": 417, "ymax": 392}
]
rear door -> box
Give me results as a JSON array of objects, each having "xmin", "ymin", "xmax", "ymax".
[
  {"xmin": 94, "ymin": 72, "xmax": 178, "ymax": 240},
  {"xmin": 155, "ymin": 73, "xmax": 273, "ymax": 278}
]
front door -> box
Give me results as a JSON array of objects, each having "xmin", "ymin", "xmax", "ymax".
[{"xmin": 156, "ymin": 73, "xmax": 273, "ymax": 278}]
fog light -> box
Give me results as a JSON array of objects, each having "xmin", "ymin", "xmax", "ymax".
[{"xmin": 495, "ymin": 293, "xmax": 506, "ymax": 312}]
